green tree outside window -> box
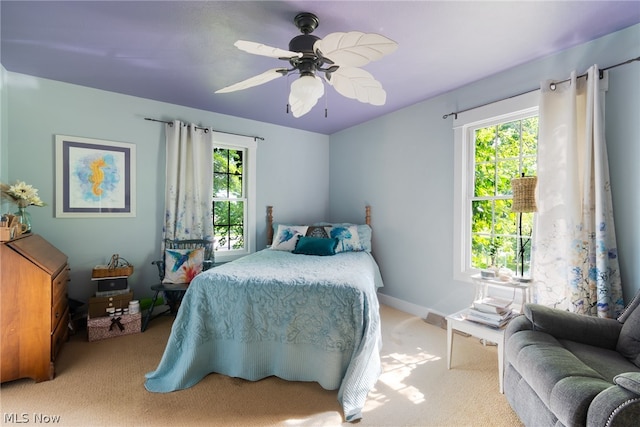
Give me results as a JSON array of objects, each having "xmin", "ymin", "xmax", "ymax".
[
  {"xmin": 213, "ymin": 148, "xmax": 245, "ymax": 251},
  {"xmin": 471, "ymin": 117, "xmax": 538, "ymax": 274}
]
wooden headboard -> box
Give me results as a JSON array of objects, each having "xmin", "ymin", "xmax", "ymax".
[{"xmin": 266, "ymin": 205, "xmax": 371, "ymax": 245}]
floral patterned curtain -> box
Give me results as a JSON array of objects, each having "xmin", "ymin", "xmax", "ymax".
[
  {"xmin": 163, "ymin": 121, "xmax": 214, "ymax": 246},
  {"xmin": 532, "ymin": 65, "xmax": 624, "ymax": 318}
]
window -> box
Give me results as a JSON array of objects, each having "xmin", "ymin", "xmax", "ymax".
[
  {"xmin": 453, "ymin": 91, "xmax": 539, "ymax": 282},
  {"xmin": 212, "ymin": 133, "xmax": 256, "ymax": 263},
  {"xmin": 214, "ymin": 148, "xmax": 244, "ymax": 250},
  {"xmin": 471, "ymin": 117, "xmax": 538, "ymax": 272}
]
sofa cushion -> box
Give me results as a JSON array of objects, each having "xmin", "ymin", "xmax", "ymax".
[
  {"xmin": 508, "ymin": 331, "xmax": 605, "ymax": 402},
  {"xmin": 616, "ymin": 299, "xmax": 640, "ymax": 368},
  {"xmin": 560, "ymin": 339, "xmax": 639, "ymax": 382}
]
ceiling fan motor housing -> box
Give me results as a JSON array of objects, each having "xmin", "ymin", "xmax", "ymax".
[
  {"xmin": 289, "ymin": 34, "xmax": 322, "ymax": 76},
  {"xmin": 289, "ymin": 12, "xmax": 324, "ymax": 76},
  {"xmin": 288, "ymin": 34, "xmax": 320, "ymax": 55}
]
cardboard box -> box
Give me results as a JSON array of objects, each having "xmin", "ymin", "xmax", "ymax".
[
  {"xmin": 88, "ymin": 291, "xmax": 133, "ymax": 318},
  {"xmin": 87, "ymin": 312, "xmax": 141, "ymax": 342}
]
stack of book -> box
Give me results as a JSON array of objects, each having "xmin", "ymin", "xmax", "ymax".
[{"xmin": 465, "ymin": 296, "xmax": 516, "ymax": 328}]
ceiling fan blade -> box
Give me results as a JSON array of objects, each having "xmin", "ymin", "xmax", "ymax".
[
  {"xmin": 326, "ymin": 67, "xmax": 387, "ymax": 106},
  {"xmin": 215, "ymin": 68, "xmax": 287, "ymax": 93},
  {"xmin": 315, "ymin": 31, "xmax": 398, "ymax": 68},
  {"xmin": 234, "ymin": 40, "xmax": 302, "ymax": 59}
]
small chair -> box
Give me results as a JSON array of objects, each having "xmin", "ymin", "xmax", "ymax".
[{"xmin": 142, "ymin": 238, "xmax": 214, "ymax": 331}]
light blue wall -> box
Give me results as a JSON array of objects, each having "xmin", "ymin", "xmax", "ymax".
[
  {"xmin": 607, "ymin": 48, "xmax": 640, "ymax": 304},
  {"xmin": 329, "ymin": 23, "xmax": 640, "ymax": 315},
  {"xmin": 4, "ymin": 75, "xmax": 329, "ymax": 302},
  {"xmin": 3, "ymin": 24, "xmax": 639, "ymax": 315}
]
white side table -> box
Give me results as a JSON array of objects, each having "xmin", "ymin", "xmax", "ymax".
[
  {"xmin": 446, "ymin": 309, "xmax": 506, "ymax": 393},
  {"xmin": 471, "ymin": 274, "xmax": 533, "ymax": 312}
]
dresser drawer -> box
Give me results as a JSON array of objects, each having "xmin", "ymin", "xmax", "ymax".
[
  {"xmin": 51, "ymin": 294, "xmax": 68, "ymax": 332},
  {"xmin": 52, "ymin": 266, "xmax": 69, "ymax": 304},
  {"xmin": 51, "ymin": 306, "xmax": 69, "ymax": 361}
]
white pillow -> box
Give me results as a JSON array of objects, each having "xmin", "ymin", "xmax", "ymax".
[{"xmin": 271, "ymin": 225, "xmax": 308, "ymax": 251}]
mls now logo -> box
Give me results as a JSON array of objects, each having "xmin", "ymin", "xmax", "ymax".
[{"xmin": 3, "ymin": 413, "xmax": 61, "ymax": 424}]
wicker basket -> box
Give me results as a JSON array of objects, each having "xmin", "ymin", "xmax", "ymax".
[
  {"xmin": 92, "ymin": 265, "xmax": 134, "ymax": 278},
  {"xmin": 92, "ymin": 254, "xmax": 134, "ymax": 278}
]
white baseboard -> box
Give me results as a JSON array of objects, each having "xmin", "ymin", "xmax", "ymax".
[{"xmin": 377, "ymin": 293, "xmax": 443, "ymax": 319}]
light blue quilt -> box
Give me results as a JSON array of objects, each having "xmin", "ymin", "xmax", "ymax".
[{"xmin": 145, "ymin": 249, "xmax": 384, "ymax": 422}]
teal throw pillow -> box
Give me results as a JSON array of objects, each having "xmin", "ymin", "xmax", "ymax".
[{"xmin": 293, "ymin": 236, "xmax": 338, "ymax": 256}]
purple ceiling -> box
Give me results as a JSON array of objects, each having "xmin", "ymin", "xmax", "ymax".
[{"xmin": 2, "ymin": 1, "xmax": 639, "ymax": 134}]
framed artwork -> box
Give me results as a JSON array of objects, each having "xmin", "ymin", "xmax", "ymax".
[{"xmin": 55, "ymin": 135, "xmax": 136, "ymax": 218}]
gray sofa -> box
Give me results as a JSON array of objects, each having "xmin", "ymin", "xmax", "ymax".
[{"xmin": 504, "ymin": 292, "xmax": 640, "ymax": 426}]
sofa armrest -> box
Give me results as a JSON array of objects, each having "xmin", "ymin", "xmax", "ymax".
[
  {"xmin": 524, "ymin": 304, "xmax": 622, "ymax": 350},
  {"xmin": 615, "ymin": 372, "xmax": 640, "ymax": 395},
  {"xmin": 587, "ymin": 376, "xmax": 640, "ymax": 427},
  {"xmin": 504, "ymin": 312, "xmax": 532, "ymax": 338}
]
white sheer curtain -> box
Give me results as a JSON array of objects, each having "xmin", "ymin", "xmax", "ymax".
[
  {"xmin": 163, "ymin": 120, "xmax": 214, "ymax": 245},
  {"xmin": 532, "ymin": 65, "xmax": 624, "ymax": 318}
]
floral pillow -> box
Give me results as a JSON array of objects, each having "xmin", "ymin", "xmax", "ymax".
[
  {"xmin": 271, "ymin": 225, "xmax": 308, "ymax": 251},
  {"xmin": 163, "ymin": 247, "xmax": 204, "ymax": 284},
  {"xmin": 325, "ymin": 224, "xmax": 362, "ymax": 253},
  {"xmin": 314, "ymin": 223, "xmax": 372, "ymax": 252}
]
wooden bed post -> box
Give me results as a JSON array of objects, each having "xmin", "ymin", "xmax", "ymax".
[
  {"xmin": 365, "ymin": 205, "xmax": 371, "ymax": 226},
  {"xmin": 266, "ymin": 206, "xmax": 273, "ymax": 245}
]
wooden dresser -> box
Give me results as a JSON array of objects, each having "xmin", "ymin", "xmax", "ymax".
[{"xmin": 1, "ymin": 233, "xmax": 70, "ymax": 383}]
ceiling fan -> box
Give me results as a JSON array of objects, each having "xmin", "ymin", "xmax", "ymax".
[{"xmin": 215, "ymin": 12, "xmax": 398, "ymax": 118}]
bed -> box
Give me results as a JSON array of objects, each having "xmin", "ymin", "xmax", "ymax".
[{"xmin": 145, "ymin": 206, "xmax": 384, "ymax": 422}]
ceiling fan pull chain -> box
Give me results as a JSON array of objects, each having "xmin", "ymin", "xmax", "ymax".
[{"xmin": 324, "ymin": 89, "xmax": 328, "ymax": 118}]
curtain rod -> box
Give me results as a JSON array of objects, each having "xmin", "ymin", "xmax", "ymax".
[
  {"xmin": 144, "ymin": 117, "xmax": 264, "ymax": 141},
  {"xmin": 442, "ymin": 56, "xmax": 640, "ymax": 120}
]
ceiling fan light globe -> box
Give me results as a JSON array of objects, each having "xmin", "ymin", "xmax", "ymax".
[
  {"xmin": 292, "ymin": 75, "xmax": 324, "ymax": 98},
  {"xmin": 289, "ymin": 75, "xmax": 325, "ymax": 118}
]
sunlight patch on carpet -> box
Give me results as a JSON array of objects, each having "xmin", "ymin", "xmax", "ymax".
[{"xmin": 365, "ymin": 350, "xmax": 440, "ymax": 408}]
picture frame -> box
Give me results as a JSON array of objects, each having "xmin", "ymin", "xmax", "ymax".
[{"xmin": 55, "ymin": 135, "xmax": 136, "ymax": 218}]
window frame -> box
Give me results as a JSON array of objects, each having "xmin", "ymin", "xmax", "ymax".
[
  {"xmin": 212, "ymin": 132, "xmax": 257, "ymax": 263},
  {"xmin": 452, "ymin": 91, "xmax": 539, "ymax": 282}
]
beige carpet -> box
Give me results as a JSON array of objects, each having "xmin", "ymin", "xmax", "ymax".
[{"xmin": 1, "ymin": 304, "xmax": 522, "ymax": 426}]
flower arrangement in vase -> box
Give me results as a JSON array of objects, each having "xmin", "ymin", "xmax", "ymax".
[{"xmin": 1, "ymin": 181, "xmax": 46, "ymax": 233}]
